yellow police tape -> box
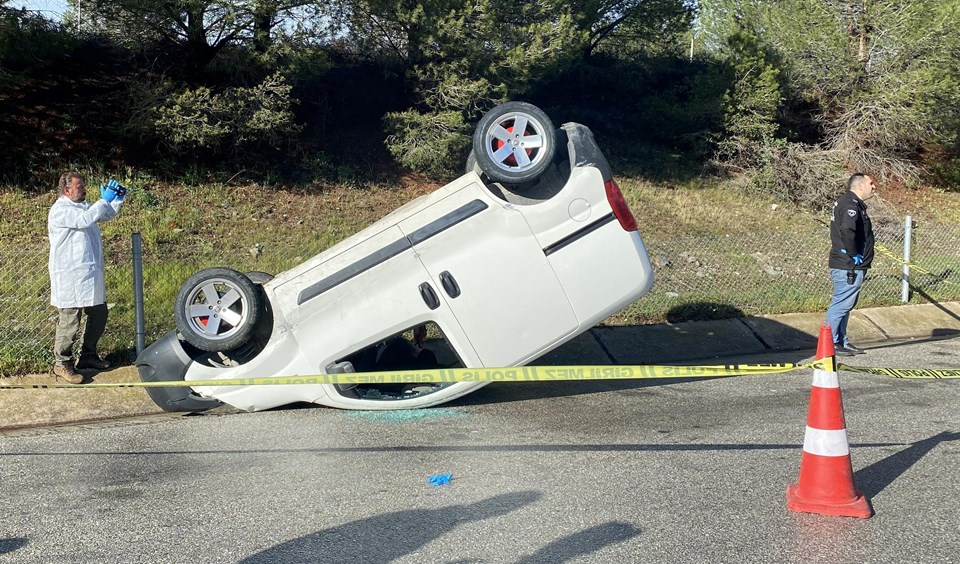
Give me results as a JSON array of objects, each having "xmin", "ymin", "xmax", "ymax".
[
  {"xmin": 1, "ymin": 362, "xmax": 957, "ymax": 389},
  {"xmin": 876, "ymin": 244, "xmax": 959, "ymax": 288},
  {"xmin": 836, "ymin": 364, "xmax": 960, "ymax": 379}
]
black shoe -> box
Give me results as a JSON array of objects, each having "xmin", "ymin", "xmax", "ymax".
[
  {"xmin": 844, "ymin": 344, "xmax": 866, "ymax": 354},
  {"xmin": 835, "ymin": 346, "xmax": 861, "ymax": 356},
  {"xmin": 76, "ymin": 356, "xmax": 111, "ymax": 370}
]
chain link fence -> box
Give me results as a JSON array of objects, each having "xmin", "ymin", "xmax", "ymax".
[
  {"xmin": 619, "ymin": 219, "xmax": 960, "ymax": 324},
  {"xmin": 2, "ymin": 206, "xmax": 958, "ymax": 376},
  {"xmin": 4, "ymin": 0, "xmax": 72, "ymax": 22}
]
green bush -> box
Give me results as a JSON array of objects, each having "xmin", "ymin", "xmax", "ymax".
[
  {"xmin": 933, "ymin": 155, "xmax": 960, "ymax": 192},
  {"xmin": 0, "ymin": 7, "xmax": 76, "ymax": 74},
  {"xmin": 384, "ymin": 109, "xmax": 471, "ymax": 176},
  {"xmin": 154, "ymin": 73, "xmax": 300, "ymax": 153},
  {"xmin": 715, "ymin": 31, "xmax": 783, "ymax": 170}
]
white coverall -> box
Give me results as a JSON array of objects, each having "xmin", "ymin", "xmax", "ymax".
[{"xmin": 48, "ymin": 196, "xmax": 123, "ymax": 308}]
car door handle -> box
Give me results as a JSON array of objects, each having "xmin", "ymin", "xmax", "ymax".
[
  {"xmin": 419, "ymin": 282, "xmax": 440, "ymax": 310},
  {"xmin": 439, "ymin": 271, "xmax": 461, "ymax": 298}
]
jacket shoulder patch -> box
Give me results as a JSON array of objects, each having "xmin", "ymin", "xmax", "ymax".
[{"xmin": 846, "ymin": 209, "xmax": 857, "ymax": 217}]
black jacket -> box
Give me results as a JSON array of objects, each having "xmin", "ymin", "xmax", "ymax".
[{"xmin": 829, "ymin": 190, "xmax": 874, "ymax": 270}]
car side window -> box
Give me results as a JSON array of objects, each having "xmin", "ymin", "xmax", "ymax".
[
  {"xmin": 339, "ymin": 322, "xmax": 462, "ymax": 372},
  {"xmin": 333, "ymin": 322, "xmax": 465, "ymax": 400}
]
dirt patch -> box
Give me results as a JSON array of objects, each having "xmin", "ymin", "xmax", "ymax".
[{"xmin": 0, "ymin": 365, "xmax": 165, "ymax": 430}]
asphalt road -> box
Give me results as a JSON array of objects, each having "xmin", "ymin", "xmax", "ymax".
[{"xmin": 1, "ymin": 336, "xmax": 958, "ymax": 563}]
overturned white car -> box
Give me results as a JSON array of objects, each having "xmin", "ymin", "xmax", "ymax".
[{"xmin": 136, "ymin": 102, "xmax": 654, "ymax": 411}]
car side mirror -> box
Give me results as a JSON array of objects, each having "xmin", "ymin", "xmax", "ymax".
[{"xmin": 326, "ymin": 360, "xmax": 357, "ymax": 391}]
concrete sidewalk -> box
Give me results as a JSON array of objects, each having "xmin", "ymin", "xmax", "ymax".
[{"xmin": 540, "ymin": 301, "xmax": 960, "ymax": 365}]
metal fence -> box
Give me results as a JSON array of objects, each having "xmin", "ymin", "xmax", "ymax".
[
  {"xmin": 5, "ymin": 0, "xmax": 73, "ymax": 22},
  {"xmin": 627, "ymin": 217, "xmax": 960, "ymax": 323},
  {"xmin": 2, "ymin": 210, "xmax": 958, "ymax": 376}
]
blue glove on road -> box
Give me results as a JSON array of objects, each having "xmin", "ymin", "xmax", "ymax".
[{"xmin": 100, "ymin": 179, "xmax": 127, "ymax": 203}]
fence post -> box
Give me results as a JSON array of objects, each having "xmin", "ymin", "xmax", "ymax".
[
  {"xmin": 901, "ymin": 215, "xmax": 913, "ymax": 303},
  {"xmin": 132, "ymin": 232, "xmax": 146, "ymax": 356}
]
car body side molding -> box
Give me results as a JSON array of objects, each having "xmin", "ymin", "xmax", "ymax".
[
  {"xmin": 542, "ymin": 213, "xmax": 616, "ymax": 256},
  {"xmin": 297, "ymin": 238, "xmax": 412, "ymax": 305},
  {"xmin": 297, "ymin": 199, "xmax": 490, "ymax": 305},
  {"xmin": 407, "ymin": 199, "xmax": 489, "ymax": 245}
]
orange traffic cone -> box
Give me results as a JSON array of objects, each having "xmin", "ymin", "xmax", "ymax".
[{"xmin": 786, "ymin": 324, "xmax": 872, "ymax": 518}]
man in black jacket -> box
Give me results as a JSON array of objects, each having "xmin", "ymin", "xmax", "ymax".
[{"xmin": 826, "ymin": 172, "xmax": 876, "ymax": 356}]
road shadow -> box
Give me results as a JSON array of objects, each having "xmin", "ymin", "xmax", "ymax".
[
  {"xmin": 855, "ymin": 331, "xmax": 959, "ymax": 353},
  {"xmin": 239, "ymin": 490, "xmax": 639, "ymax": 564},
  {"xmin": 908, "ymin": 284, "xmax": 960, "ymax": 324},
  {"xmin": 0, "ymin": 537, "xmax": 28, "ymax": 555},
  {"xmin": 514, "ymin": 522, "xmax": 641, "ymax": 564},
  {"xmin": 854, "ymin": 431, "xmax": 960, "ymax": 499},
  {"xmin": 932, "ymin": 328, "xmax": 960, "ymax": 338},
  {"xmin": 239, "ymin": 492, "xmax": 542, "ymax": 563}
]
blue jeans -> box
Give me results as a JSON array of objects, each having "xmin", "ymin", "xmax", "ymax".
[{"xmin": 825, "ymin": 268, "xmax": 865, "ymax": 346}]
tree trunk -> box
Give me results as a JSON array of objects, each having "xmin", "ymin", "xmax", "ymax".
[
  {"xmin": 183, "ymin": 6, "xmax": 218, "ymax": 71},
  {"xmin": 846, "ymin": 1, "xmax": 870, "ymax": 68},
  {"xmin": 253, "ymin": 1, "xmax": 277, "ymax": 55}
]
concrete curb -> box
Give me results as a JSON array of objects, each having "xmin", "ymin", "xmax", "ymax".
[{"xmin": 537, "ymin": 301, "xmax": 960, "ymax": 365}]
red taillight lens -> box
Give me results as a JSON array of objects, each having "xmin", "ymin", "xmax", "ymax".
[{"xmin": 604, "ymin": 179, "xmax": 638, "ymax": 231}]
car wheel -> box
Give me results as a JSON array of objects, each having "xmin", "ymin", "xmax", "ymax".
[
  {"xmin": 472, "ymin": 101, "xmax": 556, "ymax": 185},
  {"xmin": 175, "ymin": 267, "xmax": 264, "ymax": 352}
]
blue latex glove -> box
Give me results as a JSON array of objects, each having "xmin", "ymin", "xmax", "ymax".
[
  {"xmin": 840, "ymin": 249, "xmax": 863, "ymax": 266},
  {"xmin": 427, "ymin": 473, "xmax": 453, "ymax": 487},
  {"xmin": 105, "ymin": 179, "xmax": 127, "ymax": 199},
  {"xmin": 100, "ymin": 183, "xmax": 118, "ymax": 203}
]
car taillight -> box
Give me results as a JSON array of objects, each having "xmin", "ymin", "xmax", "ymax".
[{"xmin": 604, "ymin": 179, "xmax": 638, "ymax": 231}]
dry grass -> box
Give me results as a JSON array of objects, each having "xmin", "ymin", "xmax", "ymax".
[{"xmin": 620, "ymin": 177, "xmax": 808, "ymax": 237}]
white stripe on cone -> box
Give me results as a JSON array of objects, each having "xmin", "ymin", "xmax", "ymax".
[
  {"xmin": 812, "ymin": 368, "xmax": 839, "ymax": 388},
  {"xmin": 802, "ymin": 427, "xmax": 851, "ymax": 457}
]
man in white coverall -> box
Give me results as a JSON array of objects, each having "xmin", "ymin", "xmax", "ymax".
[{"xmin": 48, "ymin": 172, "xmax": 126, "ymax": 384}]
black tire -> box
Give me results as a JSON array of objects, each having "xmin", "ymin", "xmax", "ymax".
[
  {"xmin": 245, "ymin": 271, "xmax": 274, "ymax": 285},
  {"xmin": 175, "ymin": 268, "xmax": 263, "ymax": 352},
  {"xmin": 465, "ymin": 149, "xmax": 480, "ymax": 175},
  {"xmin": 472, "ymin": 102, "xmax": 556, "ymax": 184},
  {"xmin": 244, "ymin": 271, "xmax": 275, "ymax": 345}
]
